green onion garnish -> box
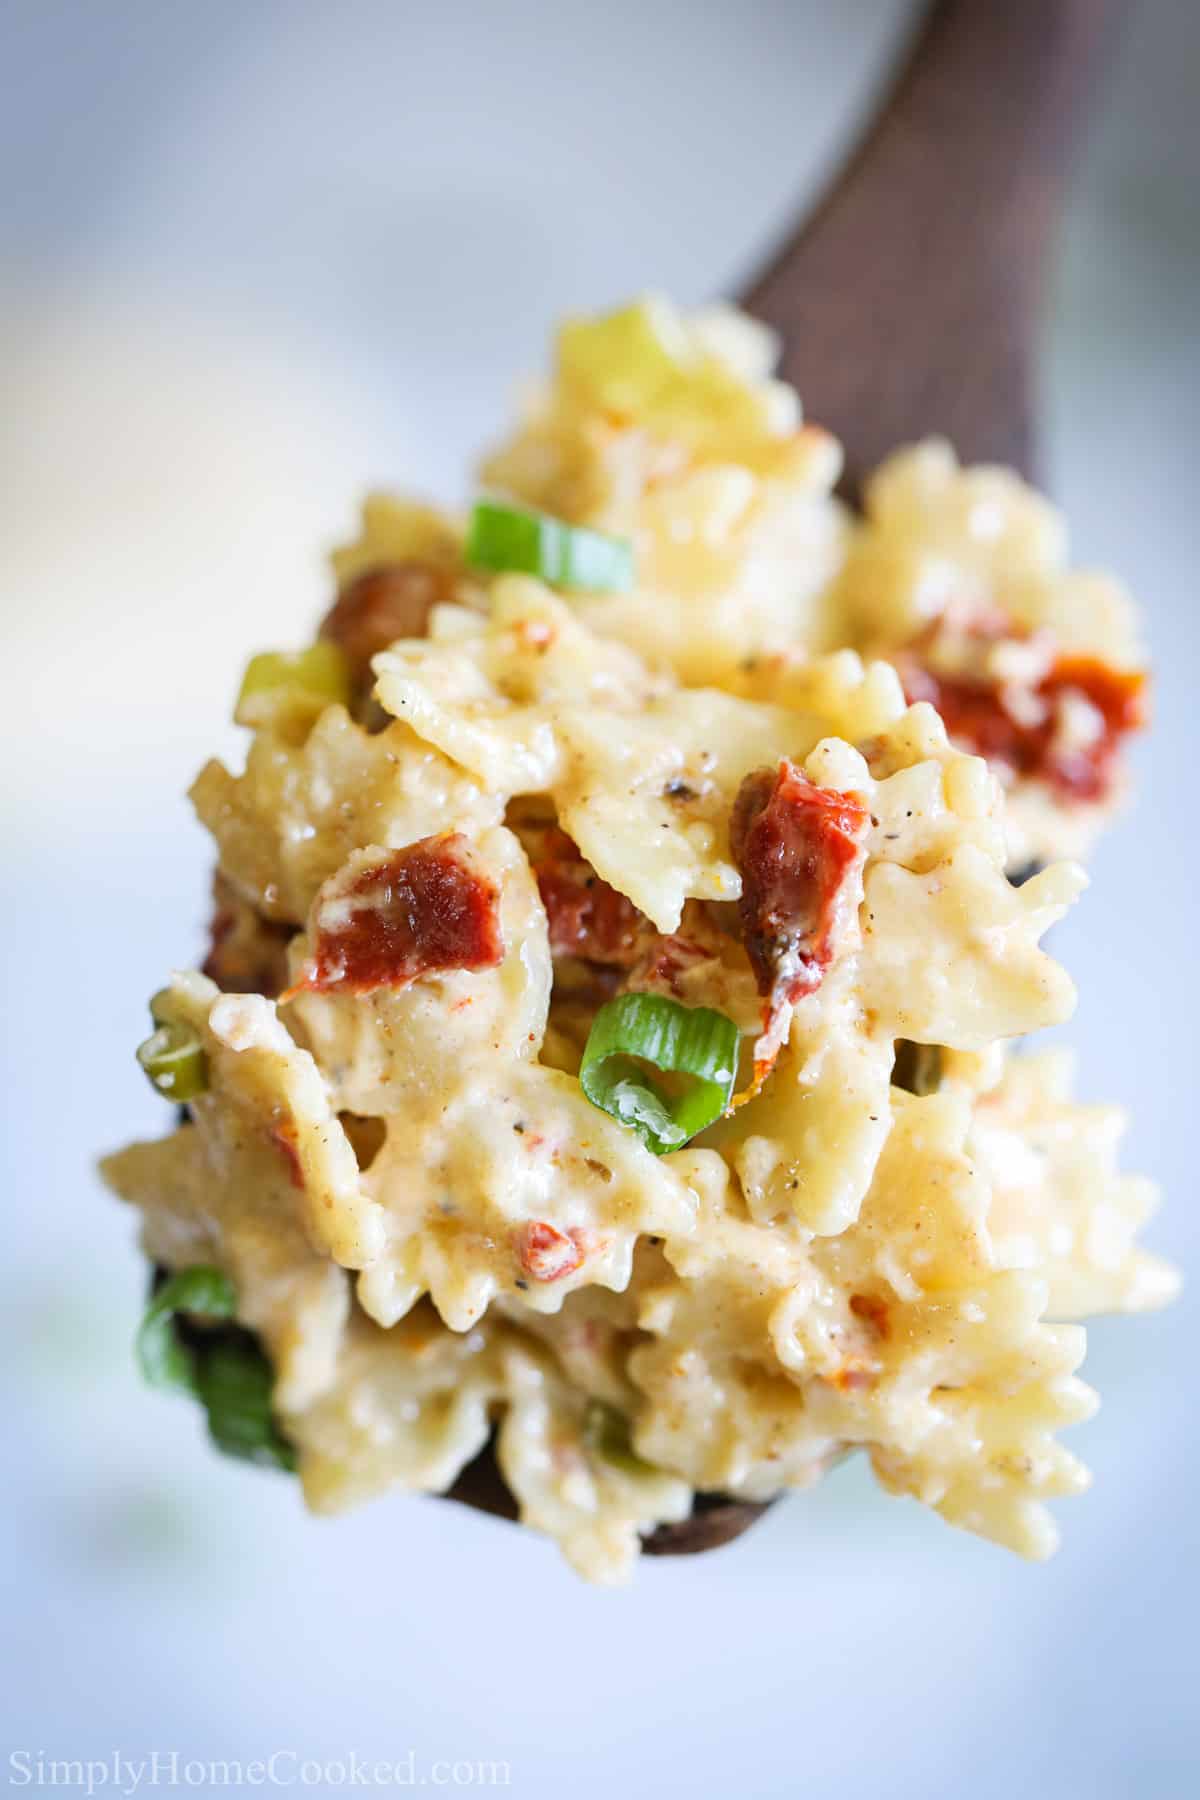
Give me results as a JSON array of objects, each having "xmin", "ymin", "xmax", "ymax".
[
  {"xmin": 136, "ymin": 1267, "xmax": 295, "ymax": 1471},
  {"xmin": 892, "ymin": 1041, "xmax": 943, "ymax": 1097},
  {"xmin": 583, "ymin": 1400, "xmax": 659, "ymax": 1479},
  {"xmin": 194, "ymin": 1338, "xmax": 297, "ymax": 1471},
  {"xmin": 148, "ymin": 988, "xmax": 176, "ymax": 1026},
  {"xmin": 579, "ymin": 993, "xmax": 738, "ymax": 1154},
  {"xmin": 465, "ymin": 501, "xmax": 634, "ymax": 593},
  {"xmin": 137, "ymin": 1266, "xmax": 237, "ymax": 1391},
  {"xmin": 136, "ymin": 1021, "xmax": 208, "ymax": 1101},
  {"xmin": 235, "ymin": 642, "xmax": 352, "ymax": 729}
]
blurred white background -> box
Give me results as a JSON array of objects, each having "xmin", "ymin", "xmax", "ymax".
[{"xmin": 2, "ymin": 1, "xmax": 1197, "ymax": 1794}]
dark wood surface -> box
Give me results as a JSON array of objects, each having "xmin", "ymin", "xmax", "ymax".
[
  {"xmin": 740, "ymin": 0, "xmax": 1125, "ymax": 500},
  {"xmin": 447, "ymin": 0, "xmax": 1124, "ymax": 1560}
]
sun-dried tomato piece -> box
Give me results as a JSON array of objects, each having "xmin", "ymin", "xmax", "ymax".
[
  {"xmin": 516, "ymin": 1220, "xmax": 586, "ymax": 1283},
  {"xmin": 532, "ymin": 829, "xmax": 645, "ymax": 967},
  {"xmin": 903, "ymin": 652, "xmax": 1146, "ymax": 804},
  {"xmin": 319, "ymin": 560, "xmax": 455, "ymax": 689},
  {"xmin": 1037, "ymin": 657, "xmax": 1147, "ymax": 800},
  {"xmin": 731, "ymin": 761, "xmax": 869, "ymax": 1074},
  {"xmin": 289, "ymin": 834, "xmax": 503, "ymax": 997}
]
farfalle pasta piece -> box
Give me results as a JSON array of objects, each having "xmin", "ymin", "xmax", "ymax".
[
  {"xmin": 631, "ymin": 1096, "xmax": 1097, "ymax": 1557},
  {"xmin": 375, "ymin": 581, "xmax": 814, "ymax": 930},
  {"xmin": 286, "ymin": 1304, "xmax": 508, "ymax": 1511},
  {"xmin": 805, "ymin": 1094, "xmax": 1099, "ymax": 1559},
  {"xmin": 804, "ymin": 1096, "xmax": 1096, "ymax": 1565},
  {"xmin": 191, "ymin": 705, "xmax": 501, "ymax": 925},
  {"xmin": 628, "ymin": 1152, "xmax": 847, "ymax": 1495},
  {"xmin": 353, "ymin": 1062, "xmax": 700, "ymax": 1333},
  {"xmin": 101, "ymin": 972, "xmax": 360, "ymax": 1410},
  {"xmin": 288, "ymin": 1302, "xmax": 690, "ymax": 1584},
  {"xmin": 552, "ymin": 692, "xmax": 801, "ymax": 931},
  {"xmin": 720, "ymin": 986, "xmax": 896, "ymax": 1235},
  {"xmin": 479, "ymin": 297, "xmax": 847, "ymax": 683},
  {"xmin": 864, "ymin": 1280, "xmax": 1095, "ymax": 1559},
  {"xmin": 838, "ymin": 440, "xmax": 1072, "ymax": 645},
  {"xmin": 372, "ymin": 581, "xmax": 655, "ymax": 796},
  {"xmin": 285, "ymin": 825, "xmax": 551, "ymax": 1116},
  {"xmin": 858, "ymin": 850, "xmax": 1083, "ymax": 1047},
  {"xmin": 496, "ymin": 1338, "xmax": 691, "ymax": 1585},
  {"xmin": 971, "ymin": 1049, "xmax": 1180, "ymax": 1318}
]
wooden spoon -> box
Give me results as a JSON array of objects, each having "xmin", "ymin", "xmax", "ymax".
[
  {"xmin": 743, "ymin": 0, "xmax": 1124, "ymax": 501},
  {"xmin": 451, "ymin": 0, "xmax": 1126, "ymax": 1556}
]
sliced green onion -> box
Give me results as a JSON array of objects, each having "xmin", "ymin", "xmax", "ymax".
[
  {"xmin": 892, "ymin": 1041, "xmax": 943, "ymax": 1097},
  {"xmin": 195, "ymin": 1338, "xmax": 297, "ymax": 1471},
  {"xmin": 136, "ymin": 1267, "xmax": 295, "ymax": 1471},
  {"xmin": 137, "ymin": 1266, "xmax": 236, "ymax": 1391},
  {"xmin": 148, "ymin": 988, "xmax": 176, "ymax": 1027},
  {"xmin": 583, "ymin": 1400, "xmax": 658, "ymax": 1479},
  {"xmin": 235, "ymin": 641, "xmax": 352, "ymax": 729},
  {"xmin": 136, "ymin": 1021, "xmax": 208, "ymax": 1101},
  {"xmin": 579, "ymin": 993, "xmax": 738, "ymax": 1155},
  {"xmin": 465, "ymin": 501, "xmax": 634, "ymax": 594}
]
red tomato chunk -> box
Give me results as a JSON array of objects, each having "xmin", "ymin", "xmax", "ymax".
[
  {"xmin": 533, "ymin": 829, "xmax": 645, "ymax": 966},
  {"xmin": 731, "ymin": 760, "xmax": 870, "ymax": 1016},
  {"xmin": 319, "ymin": 560, "xmax": 454, "ymax": 687},
  {"xmin": 296, "ymin": 833, "xmax": 503, "ymax": 996},
  {"xmin": 904, "ymin": 654, "xmax": 1147, "ymax": 804},
  {"xmin": 517, "ymin": 1220, "xmax": 586, "ymax": 1283}
]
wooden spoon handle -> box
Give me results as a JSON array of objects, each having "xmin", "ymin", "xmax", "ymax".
[{"xmin": 739, "ymin": 0, "xmax": 1125, "ymax": 498}]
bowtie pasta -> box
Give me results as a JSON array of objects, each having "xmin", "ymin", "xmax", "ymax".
[{"xmin": 102, "ymin": 296, "xmax": 1173, "ymax": 1583}]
